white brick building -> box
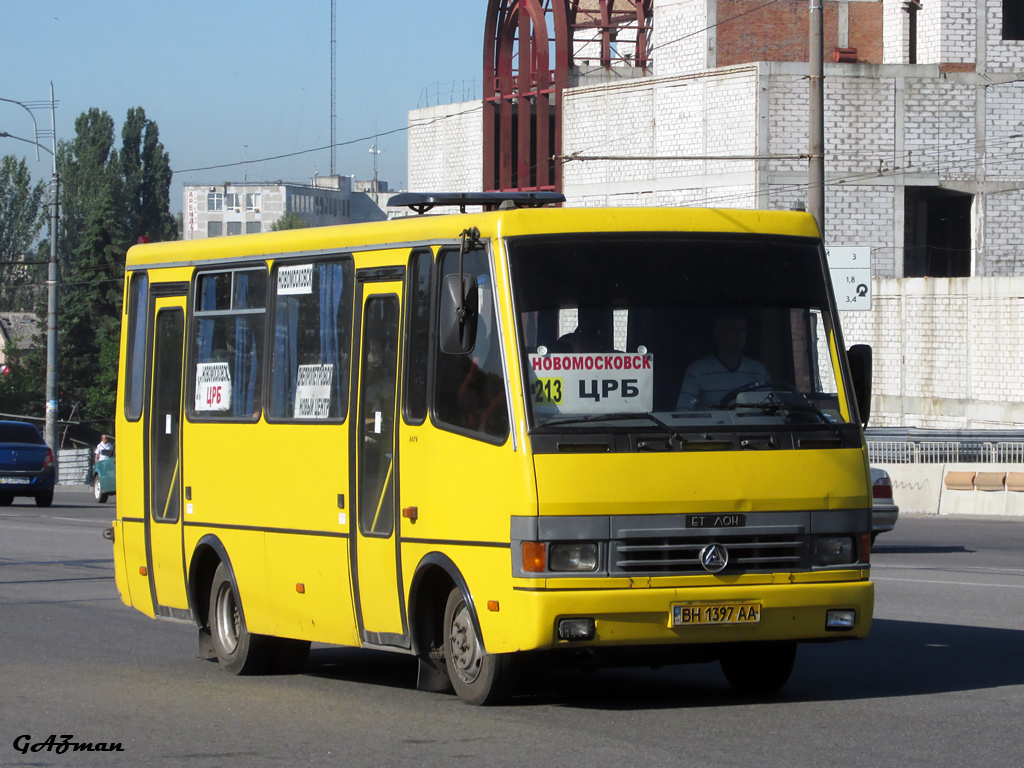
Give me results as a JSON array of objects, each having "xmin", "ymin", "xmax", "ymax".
[
  {"xmin": 183, "ymin": 175, "xmax": 386, "ymax": 240},
  {"xmin": 408, "ymin": 0, "xmax": 1024, "ymax": 428}
]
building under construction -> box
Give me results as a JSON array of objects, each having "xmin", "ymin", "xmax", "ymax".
[{"xmin": 408, "ymin": 0, "xmax": 1024, "ymax": 430}]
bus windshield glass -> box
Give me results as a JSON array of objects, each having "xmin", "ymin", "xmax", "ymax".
[{"xmin": 508, "ymin": 234, "xmax": 850, "ymax": 432}]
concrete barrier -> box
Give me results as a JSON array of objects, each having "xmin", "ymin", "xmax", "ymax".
[
  {"xmin": 57, "ymin": 448, "xmax": 91, "ymax": 486},
  {"xmin": 875, "ymin": 462, "xmax": 1024, "ymax": 516},
  {"xmin": 876, "ymin": 463, "xmax": 944, "ymax": 515}
]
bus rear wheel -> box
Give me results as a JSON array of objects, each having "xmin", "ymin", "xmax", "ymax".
[
  {"xmin": 208, "ymin": 563, "xmax": 270, "ymax": 675},
  {"xmin": 442, "ymin": 588, "xmax": 514, "ymax": 705},
  {"xmin": 719, "ymin": 641, "xmax": 797, "ymax": 695}
]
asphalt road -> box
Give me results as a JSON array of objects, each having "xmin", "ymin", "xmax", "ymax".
[{"xmin": 2, "ymin": 487, "xmax": 1023, "ymax": 767}]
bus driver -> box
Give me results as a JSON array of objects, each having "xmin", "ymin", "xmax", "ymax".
[{"xmin": 677, "ymin": 311, "xmax": 769, "ymax": 410}]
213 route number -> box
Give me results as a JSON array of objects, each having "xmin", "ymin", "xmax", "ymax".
[{"xmin": 533, "ymin": 377, "xmax": 563, "ymax": 405}]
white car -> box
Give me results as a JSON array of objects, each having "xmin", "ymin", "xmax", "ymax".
[{"xmin": 870, "ymin": 466, "xmax": 899, "ymax": 542}]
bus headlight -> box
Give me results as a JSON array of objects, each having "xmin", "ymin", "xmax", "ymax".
[
  {"xmin": 814, "ymin": 536, "xmax": 855, "ymax": 566},
  {"xmin": 548, "ymin": 543, "xmax": 599, "ymax": 572}
]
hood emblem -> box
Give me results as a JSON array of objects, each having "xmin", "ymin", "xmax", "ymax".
[{"xmin": 698, "ymin": 543, "xmax": 729, "ymax": 573}]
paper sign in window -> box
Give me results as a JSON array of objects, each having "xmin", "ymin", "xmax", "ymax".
[
  {"xmin": 277, "ymin": 264, "xmax": 314, "ymax": 295},
  {"xmin": 527, "ymin": 352, "xmax": 654, "ymax": 415},
  {"xmin": 294, "ymin": 364, "xmax": 333, "ymax": 419},
  {"xmin": 195, "ymin": 362, "xmax": 233, "ymax": 412}
]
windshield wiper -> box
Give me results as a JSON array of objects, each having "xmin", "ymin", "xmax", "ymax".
[
  {"xmin": 539, "ymin": 412, "xmax": 684, "ymax": 441},
  {"xmin": 709, "ymin": 388, "xmax": 841, "ymax": 437},
  {"xmin": 740, "ymin": 393, "xmax": 842, "ymax": 438}
]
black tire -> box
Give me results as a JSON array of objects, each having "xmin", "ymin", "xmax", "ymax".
[
  {"xmin": 720, "ymin": 641, "xmax": 797, "ymax": 695},
  {"xmin": 208, "ymin": 562, "xmax": 270, "ymax": 675},
  {"xmin": 870, "ymin": 531, "xmax": 879, "ymax": 545},
  {"xmin": 442, "ymin": 588, "xmax": 515, "ymax": 705},
  {"xmin": 0, "ymin": 494, "xmax": 12, "ymax": 506},
  {"xmin": 93, "ymin": 476, "xmax": 109, "ymax": 504},
  {"xmin": 34, "ymin": 490, "xmax": 53, "ymax": 508}
]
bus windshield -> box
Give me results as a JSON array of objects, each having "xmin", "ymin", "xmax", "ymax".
[{"xmin": 508, "ymin": 234, "xmax": 850, "ymax": 433}]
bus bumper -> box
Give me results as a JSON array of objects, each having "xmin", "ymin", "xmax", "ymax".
[{"xmin": 500, "ymin": 577, "xmax": 873, "ymax": 653}]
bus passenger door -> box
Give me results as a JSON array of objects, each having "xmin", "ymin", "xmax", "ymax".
[
  {"xmin": 144, "ymin": 297, "xmax": 189, "ymax": 615},
  {"xmin": 351, "ymin": 277, "xmax": 407, "ymax": 646}
]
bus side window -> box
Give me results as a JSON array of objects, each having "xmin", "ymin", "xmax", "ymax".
[
  {"xmin": 433, "ymin": 248, "xmax": 509, "ymax": 442},
  {"xmin": 267, "ymin": 258, "xmax": 354, "ymax": 421},
  {"xmin": 403, "ymin": 249, "xmax": 433, "ymax": 424},
  {"xmin": 190, "ymin": 267, "xmax": 267, "ymax": 421},
  {"xmin": 124, "ymin": 271, "xmax": 149, "ymax": 421}
]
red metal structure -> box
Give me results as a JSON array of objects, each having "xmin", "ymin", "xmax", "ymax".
[{"xmin": 484, "ymin": 0, "xmax": 652, "ymax": 193}]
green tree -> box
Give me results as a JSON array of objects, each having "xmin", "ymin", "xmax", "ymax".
[
  {"xmin": 0, "ymin": 343, "xmax": 38, "ymax": 416},
  {"xmin": 120, "ymin": 107, "xmax": 177, "ymax": 244},
  {"xmin": 51, "ymin": 107, "xmax": 176, "ymax": 433},
  {"xmin": 0, "ymin": 156, "xmax": 47, "ymax": 311},
  {"xmin": 270, "ymin": 211, "xmax": 310, "ymax": 231}
]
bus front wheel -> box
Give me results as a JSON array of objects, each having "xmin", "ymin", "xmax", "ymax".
[
  {"xmin": 442, "ymin": 588, "xmax": 514, "ymax": 705},
  {"xmin": 719, "ymin": 641, "xmax": 797, "ymax": 694},
  {"xmin": 208, "ymin": 563, "xmax": 270, "ymax": 675}
]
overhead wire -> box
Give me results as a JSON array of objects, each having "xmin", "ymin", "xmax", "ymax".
[
  {"xmin": 170, "ymin": 0, "xmax": 787, "ymax": 178},
  {"xmin": 127, "ymin": 2, "xmax": 1024, "ymax": 227}
]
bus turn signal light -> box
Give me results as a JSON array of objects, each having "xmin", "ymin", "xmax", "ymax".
[{"xmin": 522, "ymin": 542, "xmax": 546, "ymax": 573}]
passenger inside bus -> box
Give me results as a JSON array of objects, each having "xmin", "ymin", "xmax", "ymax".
[{"xmin": 551, "ymin": 309, "xmax": 613, "ymax": 353}]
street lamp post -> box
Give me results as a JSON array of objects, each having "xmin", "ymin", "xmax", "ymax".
[
  {"xmin": 808, "ymin": 0, "xmax": 825, "ymax": 235},
  {"xmin": 0, "ymin": 86, "xmax": 59, "ymax": 459}
]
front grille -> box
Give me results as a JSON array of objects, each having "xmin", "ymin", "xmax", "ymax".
[{"xmin": 610, "ymin": 534, "xmax": 807, "ymax": 574}]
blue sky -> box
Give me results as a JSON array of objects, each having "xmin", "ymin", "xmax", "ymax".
[{"xmin": 0, "ymin": 1, "xmax": 485, "ymax": 213}]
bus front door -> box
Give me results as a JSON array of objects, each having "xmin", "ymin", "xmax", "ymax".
[
  {"xmin": 351, "ymin": 278, "xmax": 407, "ymax": 646},
  {"xmin": 144, "ymin": 297, "xmax": 189, "ymax": 616}
]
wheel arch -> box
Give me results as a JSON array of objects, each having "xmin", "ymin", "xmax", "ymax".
[
  {"xmin": 188, "ymin": 535, "xmax": 239, "ymax": 629},
  {"xmin": 408, "ymin": 552, "xmax": 486, "ymax": 657}
]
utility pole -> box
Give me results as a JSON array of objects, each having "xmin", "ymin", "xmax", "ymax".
[
  {"xmin": 330, "ymin": 0, "xmax": 337, "ymax": 177},
  {"xmin": 808, "ymin": 0, "xmax": 825, "ymax": 235},
  {"xmin": 44, "ymin": 83, "xmax": 59, "ymax": 460},
  {"xmin": 369, "ymin": 141, "xmax": 382, "ymax": 206},
  {"xmin": 0, "ymin": 88, "xmax": 59, "ymax": 460}
]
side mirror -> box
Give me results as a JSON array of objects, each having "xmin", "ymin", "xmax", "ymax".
[
  {"xmin": 439, "ymin": 274, "xmax": 478, "ymax": 354},
  {"xmin": 847, "ymin": 344, "xmax": 872, "ymax": 427}
]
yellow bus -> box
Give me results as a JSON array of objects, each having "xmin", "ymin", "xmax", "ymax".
[{"xmin": 111, "ymin": 192, "xmax": 874, "ymax": 705}]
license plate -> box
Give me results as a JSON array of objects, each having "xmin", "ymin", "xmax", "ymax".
[
  {"xmin": 671, "ymin": 602, "xmax": 761, "ymax": 627},
  {"xmin": 0, "ymin": 477, "xmax": 31, "ymax": 485}
]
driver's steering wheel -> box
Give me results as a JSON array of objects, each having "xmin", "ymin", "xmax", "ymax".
[{"xmin": 718, "ymin": 379, "xmax": 774, "ymax": 407}]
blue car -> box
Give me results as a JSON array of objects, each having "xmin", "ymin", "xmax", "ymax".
[{"xmin": 0, "ymin": 420, "xmax": 55, "ymax": 507}]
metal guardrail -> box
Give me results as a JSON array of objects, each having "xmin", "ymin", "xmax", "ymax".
[{"xmin": 867, "ymin": 440, "xmax": 1024, "ymax": 464}]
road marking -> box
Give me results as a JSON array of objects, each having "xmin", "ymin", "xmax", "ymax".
[
  {"xmin": 874, "ymin": 576, "xmax": 1024, "ymax": 589},
  {"xmin": 875, "ymin": 564, "xmax": 1024, "ymax": 574}
]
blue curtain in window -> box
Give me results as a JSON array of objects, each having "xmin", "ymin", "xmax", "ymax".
[
  {"xmin": 197, "ymin": 277, "xmax": 217, "ymax": 362},
  {"xmin": 127, "ymin": 274, "xmax": 149, "ymax": 418},
  {"xmin": 271, "ymin": 297, "xmax": 299, "ymax": 417},
  {"xmin": 319, "ymin": 263, "xmax": 345, "ymax": 416},
  {"xmin": 233, "ymin": 274, "xmax": 258, "ymax": 417}
]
